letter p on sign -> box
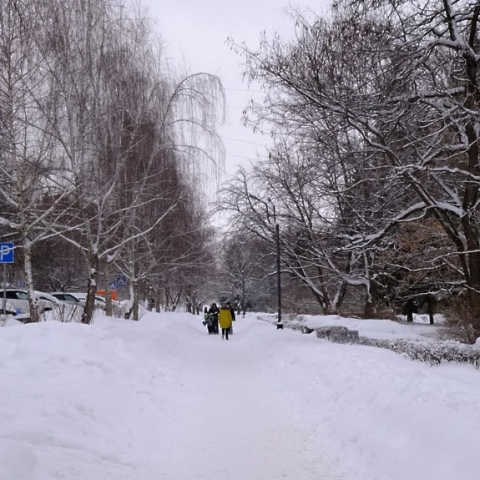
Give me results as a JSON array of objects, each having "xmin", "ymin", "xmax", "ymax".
[{"xmin": 0, "ymin": 243, "xmax": 14, "ymax": 263}]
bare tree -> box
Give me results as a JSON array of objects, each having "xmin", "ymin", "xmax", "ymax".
[
  {"xmin": 0, "ymin": 0, "xmax": 77, "ymax": 321},
  {"xmin": 226, "ymin": 2, "xmax": 480, "ymax": 324}
]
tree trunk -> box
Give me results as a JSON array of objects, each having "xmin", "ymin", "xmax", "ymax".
[
  {"xmin": 81, "ymin": 252, "xmax": 99, "ymax": 324},
  {"xmin": 24, "ymin": 244, "xmax": 40, "ymax": 323},
  {"xmin": 132, "ymin": 279, "xmax": 139, "ymax": 321},
  {"xmin": 104, "ymin": 262, "xmax": 113, "ymax": 317},
  {"xmin": 427, "ymin": 295, "xmax": 435, "ymax": 325},
  {"xmin": 363, "ymin": 281, "xmax": 378, "ymax": 319},
  {"xmin": 405, "ymin": 299, "xmax": 414, "ymax": 323}
]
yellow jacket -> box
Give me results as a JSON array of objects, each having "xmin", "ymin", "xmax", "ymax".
[{"xmin": 218, "ymin": 307, "xmax": 232, "ymax": 329}]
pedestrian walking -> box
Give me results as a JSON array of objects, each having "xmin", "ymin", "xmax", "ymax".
[
  {"xmin": 226, "ymin": 301, "xmax": 235, "ymax": 335},
  {"xmin": 218, "ymin": 303, "xmax": 233, "ymax": 340},
  {"xmin": 208, "ymin": 302, "xmax": 220, "ymax": 334},
  {"xmin": 202, "ymin": 306, "xmax": 215, "ymax": 334}
]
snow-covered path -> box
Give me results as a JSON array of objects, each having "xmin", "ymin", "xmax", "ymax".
[
  {"xmin": 2, "ymin": 311, "xmax": 480, "ymax": 480},
  {"xmin": 158, "ymin": 322, "xmax": 342, "ymax": 479}
]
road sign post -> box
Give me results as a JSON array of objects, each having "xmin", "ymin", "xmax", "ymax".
[{"xmin": 0, "ymin": 242, "xmax": 14, "ymax": 317}]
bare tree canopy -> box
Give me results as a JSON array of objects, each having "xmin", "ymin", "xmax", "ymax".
[
  {"xmin": 221, "ymin": 0, "xmax": 480, "ymax": 334},
  {"xmin": 0, "ymin": 0, "xmax": 225, "ymax": 323}
]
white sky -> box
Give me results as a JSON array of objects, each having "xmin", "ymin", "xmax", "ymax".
[{"xmin": 142, "ymin": 0, "xmax": 331, "ymax": 180}]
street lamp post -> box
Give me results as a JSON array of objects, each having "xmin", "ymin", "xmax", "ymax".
[
  {"xmin": 241, "ymin": 268, "xmax": 246, "ymax": 318},
  {"xmin": 267, "ymin": 199, "xmax": 283, "ymax": 330},
  {"xmin": 247, "ymin": 193, "xmax": 283, "ymax": 329},
  {"xmin": 275, "ymin": 221, "xmax": 283, "ymax": 329}
]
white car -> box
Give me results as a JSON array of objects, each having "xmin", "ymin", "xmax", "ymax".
[
  {"xmin": 1, "ymin": 289, "xmax": 63, "ymax": 314},
  {"xmin": 0, "ymin": 299, "xmax": 30, "ymax": 323},
  {"xmin": 49, "ymin": 292, "xmax": 83, "ymax": 305},
  {"xmin": 52, "ymin": 292, "xmax": 107, "ymax": 309},
  {"xmin": 0, "ymin": 299, "xmax": 23, "ymax": 315}
]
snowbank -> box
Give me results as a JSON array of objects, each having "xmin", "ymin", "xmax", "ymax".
[
  {"xmin": 259, "ymin": 325, "xmax": 480, "ymax": 480},
  {"xmin": 0, "ymin": 314, "xmax": 181, "ymax": 480},
  {"xmin": 1, "ymin": 312, "xmax": 479, "ymax": 480}
]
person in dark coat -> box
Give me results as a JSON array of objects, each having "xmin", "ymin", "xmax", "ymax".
[
  {"xmin": 208, "ymin": 302, "xmax": 220, "ymax": 334},
  {"xmin": 226, "ymin": 301, "xmax": 235, "ymax": 335}
]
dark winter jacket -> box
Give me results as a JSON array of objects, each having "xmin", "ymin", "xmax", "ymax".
[{"xmin": 208, "ymin": 304, "xmax": 219, "ymax": 318}]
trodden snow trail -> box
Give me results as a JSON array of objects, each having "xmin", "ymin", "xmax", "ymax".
[{"xmin": 156, "ymin": 317, "xmax": 344, "ymax": 480}]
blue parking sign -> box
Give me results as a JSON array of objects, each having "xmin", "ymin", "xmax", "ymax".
[{"xmin": 0, "ymin": 243, "xmax": 14, "ymax": 263}]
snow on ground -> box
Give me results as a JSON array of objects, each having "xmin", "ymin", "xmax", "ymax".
[{"xmin": 0, "ymin": 311, "xmax": 479, "ymax": 480}]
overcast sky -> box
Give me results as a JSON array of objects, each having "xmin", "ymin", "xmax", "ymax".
[{"xmin": 142, "ymin": 0, "xmax": 331, "ymax": 182}]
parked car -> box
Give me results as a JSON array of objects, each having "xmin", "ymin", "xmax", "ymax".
[
  {"xmin": 52, "ymin": 292, "xmax": 107, "ymax": 309},
  {"xmin": 0, "ymin": 299, "xmax": 30, "ymax": 323},
  {"xmin": 0, "ymin": 299, "xmax": 24, "ymax": 315},
  {"xmin": 1, "ymin": 289, "xmax": 64, "ymax": 314},
  {"xmin": 49, "ymin": 292, "xmax": 84, "ymax": 305}
]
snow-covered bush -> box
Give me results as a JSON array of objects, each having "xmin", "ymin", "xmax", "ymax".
[
  {"xmin": 313, "ymin": 326, "xmax": 480, "ymax": 367},
  {"xmin": 315, "ymin": 326, "xmax": 360, "ymax": 344},
  {"xmin": 270, "ymin": 313, "xmax": 480, "ymax": 367},
  {"xmin": 47, "ymin": 304, "xmax": 83, "ymax": 323},
  {"xmin": 359, "ymin": 338, "xmax": 480, "ymax": 367}
]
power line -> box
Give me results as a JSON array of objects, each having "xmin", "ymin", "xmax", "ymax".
[
  {"xmin": 227, "ymin": 153, "xmax": 259, "ymax": 161},
  {"xmin": 221, "ymin": 135, "xmax": 268, "ymax": 147},
  {"xmin": 225, "ymin": 87, "xmax": 264, "ymax": 93}
]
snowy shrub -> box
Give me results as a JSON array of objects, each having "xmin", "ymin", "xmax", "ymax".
[
  {"xmin": 315, "ymin": 326, "xmax": 360, "ymax": 344},
  {"xmin": 313, "ymin": 328, "xmax": 480, "ymax": 367},
  {"xmin": 359, "ymin": 338, "xmax": 480, "ymax": 367},
  {"xmin": 271, "ymin": 311, "xmax": 480, "ymax": 366},
  {"xmin": 48, "ymin": 304, "xmax": 83, "ymax": 323}
]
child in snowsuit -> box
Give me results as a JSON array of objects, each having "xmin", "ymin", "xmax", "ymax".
[
  {"xmin": 218, "ymin": 304, "xmax": 233, "ymax": 340},
  {"xmin": 203, "ymin": 307, "xmax": 213, "ymax": 334}
]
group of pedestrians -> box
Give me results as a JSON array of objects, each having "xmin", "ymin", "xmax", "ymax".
[{"xmin": 203, "ymin": 302, "xmax": 235, "ymax": 339}]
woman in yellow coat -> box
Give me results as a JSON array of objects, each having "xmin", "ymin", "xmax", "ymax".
[{"xmin": 218, "ymin": 304, "xmax": 233, "ymax": 340}]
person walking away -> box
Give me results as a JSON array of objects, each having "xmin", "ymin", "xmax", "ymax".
[
  {"xmin": 208, "ymin": 303, "xmax": 220, "ymax": 334},
  {"xmin": 226, "ymin": 301, "xmax": 235, "ymax": 335},
  {"xmin": 218, "ymin": 304, "xmax": 233, "ymax": 340}
]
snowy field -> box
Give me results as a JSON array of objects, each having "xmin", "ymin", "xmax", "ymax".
[{"xmin": 1, "ymin": 311, "xmax": 479, "ymax": 480}]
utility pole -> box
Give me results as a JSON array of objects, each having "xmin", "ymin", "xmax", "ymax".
[
  {"xmin": 268, "ymin": 199, "xmax": 283, "ymax": 330},
  {"xmin": 275, "ymin": 221, "xmax": 283, "ymax": 329},
  {"xmin": 247, "ymin": 193, "xmax": 283, "ymax": 329},
  {"xmin": 241, "ymin": 268, "xmax": 245, "ymax": 317}
]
